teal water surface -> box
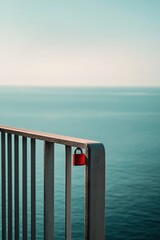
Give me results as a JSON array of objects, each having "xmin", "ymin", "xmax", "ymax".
[{"xmin": 0, "ymin": 87, "xmax": 160, "ymax": 239}]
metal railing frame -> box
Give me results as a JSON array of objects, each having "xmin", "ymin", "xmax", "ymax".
[{"xmin": 0, "ymin": 125, "xmax": 105, "ymax": 240}]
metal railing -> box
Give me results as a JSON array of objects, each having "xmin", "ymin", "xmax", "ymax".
[{"xmin": 0, "ymin": 125, "xmax": 105, "ymax": 240}]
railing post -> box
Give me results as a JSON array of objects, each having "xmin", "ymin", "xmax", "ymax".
[
  {"xmin": 31, "ymin": 139, "xmax": 36, "ymax": 240},
  {"xmin": 1, "ymin": 132, "xmax": 6, "ymax": 240},
  {"xmin": 8, "ymin": 133, "xmax": 12, "ymax": 240},
  {"xmin": 85, "ymin": 143, "xmax": 105, "ymax": 240},
  {"xmin": 44, "ymin": 141, "xmax": 54, "ymax": 240},
  {"xmin": 22, "ymin": 137, "xmax": 27, "ymax": 240},
  {"xmin": 14, "ymin": 135, "xmax": 19, "ymax": 240},
  {"xmin": 65, "ymin": 146, "xmax": 72, "ymax": 240}
]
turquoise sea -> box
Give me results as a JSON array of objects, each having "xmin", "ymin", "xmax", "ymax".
[{"xmin": 0, "ymin": 87, "xmax": 160, "ymax": 239}]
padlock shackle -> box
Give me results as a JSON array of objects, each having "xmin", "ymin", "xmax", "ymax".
[{"xmin": 74, "ymin": 147, "xmax": 83, "ymax": 154}]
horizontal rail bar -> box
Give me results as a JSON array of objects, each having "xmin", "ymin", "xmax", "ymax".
[{"xmin": 0, "ymin": 125, "xmax": 97, "ymax": 148}]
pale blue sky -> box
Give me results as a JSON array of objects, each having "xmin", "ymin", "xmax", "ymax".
[{"xmin": 0, "ymin": 0, "xmax": 160, "ymax": 86}]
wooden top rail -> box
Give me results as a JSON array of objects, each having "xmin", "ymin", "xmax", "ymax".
[{"xmin": 0, "ymin": 125, "xmax": 97, "ymax": 148}]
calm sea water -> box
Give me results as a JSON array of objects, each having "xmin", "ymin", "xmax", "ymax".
[{"xmin": 0, "ymin": 87, "xmax": 160, "ymax": 240}]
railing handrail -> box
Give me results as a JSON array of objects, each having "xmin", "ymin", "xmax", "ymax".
[{"xmin": 0, "ymin": 125, "xmax": 97, "ymax": 148}]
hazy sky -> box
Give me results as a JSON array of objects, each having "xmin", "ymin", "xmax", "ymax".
[{"xmin": 0, "ymin": 0, "xmax": 160, "ymax": 86}]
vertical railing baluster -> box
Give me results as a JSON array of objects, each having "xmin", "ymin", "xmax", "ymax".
[
  {"xmin": 44, "ymin": 141, "xmax": 54, "ymax": 240},
  {"xmin": 14, "ymin": 135, "xmax": 19, "ymax": 240},
  {"xmin": 8, "ymin": 133, "xmax": 12, "ymax": 240},
  {"xmin": 1, "ymin": 132, "xmax": 6, "ymax": 239},
  {"xmin": 65, "ymin": 146, "xmax": 72, "ymax": 240},
  {"xmin": 31, "ymin": 139, "xmax": 36, "ymax": 240},
  {"xmin": 22, "ymin": 137, "xmax": 27, "ymax": 240}
]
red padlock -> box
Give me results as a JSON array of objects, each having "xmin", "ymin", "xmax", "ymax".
[{"xmin": 73, "ymin": 147, "xmax": 86, "ymax": 166}]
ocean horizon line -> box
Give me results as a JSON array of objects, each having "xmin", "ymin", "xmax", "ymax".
[{"xmin": 0, "ymin": 85, "xmax": 160, "ymax": 88}]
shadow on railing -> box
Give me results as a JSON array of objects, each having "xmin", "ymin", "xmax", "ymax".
[{"xmin": 0, "ymin": 125, "xmax": 105, "ymax": 240}]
